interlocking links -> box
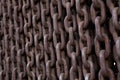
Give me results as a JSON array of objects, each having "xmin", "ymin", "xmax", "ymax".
[
  {"xmin": 23, "ymin": 0, "xmax": 35, "ymax": 80},
  {"xmin": 41, "ymin": 0, "xmax": 57, "ymax": 79},
  {"xmin": 107, "ymin": 0, "xmax": 120, "ymax": 80},
  {"xmin": 91, "ymin": 0, "xmax": 115, "ymax": 80},
  {"xmin": 0, "ymin": 0, "xmax": 119, "ymax": 80},
  {"xmin": 76, "ymin": 0, "xmax": 95, "ymax": 80}
]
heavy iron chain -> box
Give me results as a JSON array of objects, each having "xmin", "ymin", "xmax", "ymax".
[{"xmin": 0, "ymin": 0, "xmax": 119, "ymax": 80}]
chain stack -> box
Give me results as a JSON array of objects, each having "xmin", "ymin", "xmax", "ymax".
[{"xmin": 0, "ymin": 0, "xmax": 119, "ymax": 80}]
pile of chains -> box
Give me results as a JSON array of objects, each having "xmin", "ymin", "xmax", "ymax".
[{"xmin": 0, "ymin": 0, "xmax": 120, "ymax": 80}]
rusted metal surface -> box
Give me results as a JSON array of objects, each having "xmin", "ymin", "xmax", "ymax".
[{"xmin": 0, "ymin": 0, "xmax": 119, "ymax": 80}]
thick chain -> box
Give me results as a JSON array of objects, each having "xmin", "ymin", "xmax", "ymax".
[{"xmin": 0, "ymin": 0, "xmax": 119, "ymax": 80}]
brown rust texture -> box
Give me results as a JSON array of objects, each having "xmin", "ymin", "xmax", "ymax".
[{"xmin": 0, "ymin": 0, "xmax": 119, "ymax": 80}]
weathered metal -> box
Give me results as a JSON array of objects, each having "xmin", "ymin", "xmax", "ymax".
[{"xmin": 0, "ymin": 0, "xmax": 119, "ymax": 80}]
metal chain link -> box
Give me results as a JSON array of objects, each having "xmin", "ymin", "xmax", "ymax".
[{"xmin": 0, "ymin": 0, "xmax": 119, "ymax": 80}]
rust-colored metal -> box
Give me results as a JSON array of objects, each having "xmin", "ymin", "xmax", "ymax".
[{"xmin": 0, "ymin": 0, "xmax": 119, "ymax": 80}]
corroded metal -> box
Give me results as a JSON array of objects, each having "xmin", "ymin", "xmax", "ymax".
[{"xmin": 0, "ymin": 0, "xmax": 119, "ymax": 80}]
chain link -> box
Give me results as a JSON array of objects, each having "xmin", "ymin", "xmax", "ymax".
[{"xmin": 0, "ymin": 0, "xmax": 119, "ymax": 80}]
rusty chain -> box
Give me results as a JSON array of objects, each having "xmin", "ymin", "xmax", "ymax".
[{"xmin": 0, "ymin": 0, "xmax": 119, "ymax": 80}]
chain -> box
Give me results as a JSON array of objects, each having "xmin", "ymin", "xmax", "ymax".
[
  {"xmin": 107, "ymin": 0, "xmax": 120, "ymax": 80},
  {"xmin": 0, "ymin": 0, "xmax": 119, "ymax": 80}
]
